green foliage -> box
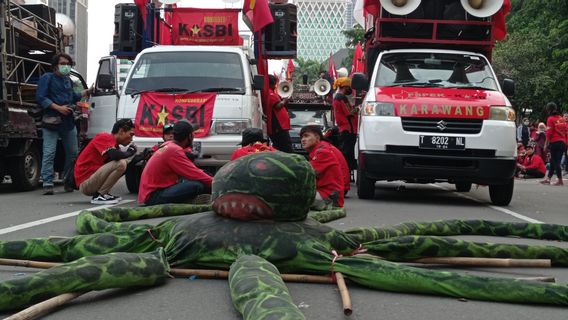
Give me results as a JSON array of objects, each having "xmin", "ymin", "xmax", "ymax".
[
  {"xmin": 492, "ymin": 0, "xmax": 568, "ymax": 120},
  {"xmin": 341, "ymin": 25, "xmax": 365, "ymax": 68},
  {"xmin": 292, "ymin": 57, "xmax": 325, "ymax": 85}
]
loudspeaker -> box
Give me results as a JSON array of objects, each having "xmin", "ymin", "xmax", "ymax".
[
  {"xmin": 113, "ymin": 4, "xmax": 141, "ymax": 52},
  {"xmin": 264, "ymin": 3, "xmax": 297, "ymax": 59},
  {"xmin": 21, "ymin": 4, "xmax": 56, "ymax": 24}
]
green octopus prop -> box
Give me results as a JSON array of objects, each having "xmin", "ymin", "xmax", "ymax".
[{"xmin": 1, "ymin": 152, "xmax": 568, "ymax": 318}]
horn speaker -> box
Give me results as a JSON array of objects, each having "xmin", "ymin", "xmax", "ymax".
[
  {"xmin": 379, "ymin": 0, "xmax": 422, "ymax": 16},
  {"xmin": 460, "ymin": 0, "xmax": 504, "ymax": 18},
  {"xmin": 314, "ymin": 79, "xmax": 331, "ymax": 96},
  {"xmin": 277, "ymin": 81, "xmax": 293, "ymax": 98}
]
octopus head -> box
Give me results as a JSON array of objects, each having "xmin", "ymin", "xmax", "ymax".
[{"xmin": 212, "ymin": 152, "xmax": 316, "ymax": 221}]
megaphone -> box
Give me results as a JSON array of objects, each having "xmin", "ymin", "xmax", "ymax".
[
  {"xmin": 313, "ymin": 79, "xmax": 331, "ymax": 96},
  {"xmin": 277, "ymin": 81, "xmax": 293, "ymax": 99},
  {"xmin": 460, "ymin": 0, "xmax": 503, "ymax": 18},
  {"xmin": 379, "ymin": 0, "xmax": 421, "ymax": 16}
]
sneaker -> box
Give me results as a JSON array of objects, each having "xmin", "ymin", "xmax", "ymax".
[
  {"xmin": 189, "ymin": 194, "xmax": 212, "ymax": 205},
  {"xmin": 91, "ymin": 193, "xmax": 119, "ymax": 205},
  {"xmin": 552, "ymin": 180, "xmax": 564, "ymax": 186},
  {"xmin": 539, "ymin": 179, "xmax": 551, "ymax": 185},
  {"xmin": 43, "ymin": 186, "xmax": 54, "ymax": 195},
  {"xmin": 103, "ymin": 193, "xmax": 122, "ymax": 202}
]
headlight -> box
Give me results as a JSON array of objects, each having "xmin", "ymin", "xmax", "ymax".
[
  {"xmin": 489, "ymin": 106, "xmax": 515, "ymax": 121},
  {"xmin": 214, "ymin": 120, "xmax": 251, "ymax": 134},
  {"xmin": 363, "ymin": 102, "xmax": 395, "ymax": 116}
]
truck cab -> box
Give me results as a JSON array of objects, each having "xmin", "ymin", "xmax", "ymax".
[{"xmin": 354, "ymin": 0, "xmax": 517, "ymax": 205}]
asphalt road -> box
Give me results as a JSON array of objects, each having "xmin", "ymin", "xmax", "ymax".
[{"xmin": 0, "ymin": 178, "xmax": 567, "ymax": 320}]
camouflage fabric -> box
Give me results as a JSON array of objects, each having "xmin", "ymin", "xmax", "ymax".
[
  {"xmin": 229, "ymin": 255, "xmax": 305, "ymax": 320},
  {"xmin": 1, "ymin": 152, "xmax": 568, "ymax": 315},
  {"xmin": 0, "ymin": 250, "xmax": 169, "ymax": 310},
  {"xmin": 212, "ymin": 152, "xmax": 316, "ymax": 221}
]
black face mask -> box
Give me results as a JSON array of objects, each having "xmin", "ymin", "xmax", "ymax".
[{"xmin": 344, "ymin": 88, "xmax": 353, "ymax": 96}]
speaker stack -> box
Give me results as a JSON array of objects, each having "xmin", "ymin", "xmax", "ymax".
[
  {"xmin": 264, "ymin": 3, "xmax": 297, "ymax": 59},
  {"xmin": 113, "ymin": 4, "xmax": 142, "ymax": 52}
]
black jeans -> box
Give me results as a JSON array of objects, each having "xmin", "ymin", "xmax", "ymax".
[
  {"xmin": 145, "ymin": 180, "xmax": 205, "ymax": 206},
  {"xmin": 339, "ymin": 131, "xmax": 357, "ymax": 170},
  {"xmin": 270, "ymin": 130, "xmax": 293, "ymax": 153},
  {"xmin": 523, "ymin": 168, "xmax": 545, "ymax": 179},
  {"xmin": 548, "ymin": 141, "xmax": 566, "ymax": 179}
]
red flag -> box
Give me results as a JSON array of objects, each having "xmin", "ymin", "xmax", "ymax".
[
  {"xmin": 243, "ymin": 0, "xmax": 274, "ymax": 32},
  {"xmin": 351, "ymin": 41, "xmax": 364, "ymax": 74},
  {"xmin": 493, "ymin": 0, "xmax": 511, "ymax": 41},
  {"xmin": 134, "ymin": 0, "xmax": 149, "ymax": 25},
  {"xmin": 328, "ymin": 53, "xmax": 337, "ymax": 81},
  {"xmin": 363, "ymin": 0, "xmax": 380, "ymax": 16},
  {"xmin": 286, "ymin": 59, "xmax": 295, "ymax": 80}
]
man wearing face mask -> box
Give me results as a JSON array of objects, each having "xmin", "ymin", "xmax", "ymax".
[
  {"xmin": 332, "ymin": 77, "xmax": 359, "ymax": 171},
  {"xmin": 517, "ymin": 117, "xmax": 530, "ymax": 147},
  {"xmin": 36, "ymin": 53, "xmax": 93, "ymax": 195}
]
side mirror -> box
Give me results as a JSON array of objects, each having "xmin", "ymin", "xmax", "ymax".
[
  {"xmin": 252, "ymin": 75, "xmax": 265, "ymax": 90},
  {"xmin": 502, "ymin": 78, "xmax": 514, "ymax": 96},
  {"xmin": 351, "ymin": 72, "xmax": 369, "ymax": 91},
  {"xmin": 97, "ymin": 74, "xmax": 115, "ymax": 90},
  {"xmin": 249, "ymin": 58, "xmax": 257, "ymax": 65}
]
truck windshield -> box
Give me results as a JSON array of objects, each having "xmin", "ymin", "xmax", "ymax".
[
  {"xmin": 375, "ymin": 52, "xmax": 499, "ymax": 91},
  {"xmin": 124, "ymin": 51, "xmax": 245, "ymax": 94}
]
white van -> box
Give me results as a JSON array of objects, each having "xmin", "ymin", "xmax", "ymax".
[{"xmin": 89, "ymin": 45, "xmax": 265, "ymax": 192}]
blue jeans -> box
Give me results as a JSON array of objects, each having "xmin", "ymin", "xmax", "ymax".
[
  {"xmin": 145, "ymin": 180, "xmax": 205, "ymax": 206},
  {"xmin": 41, "ymin": 127, "xmax": 78, "ymax": 186}
]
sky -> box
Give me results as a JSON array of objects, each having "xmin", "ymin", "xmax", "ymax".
[{"xmin": 86, "ymin": 0, "xmax": 282, "ymax": 84}]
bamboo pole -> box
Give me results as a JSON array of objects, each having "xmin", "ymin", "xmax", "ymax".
[
  {"xmin": 410, "ymin": 257, "xmax": 552, "ymax": 268},
  {"xmin": 3, "ymin": 292, "xmax": 84, "ymax": 320},
  {"xmin": 334, "ymin": 272, "xmax": 352, "ymax": 316}
]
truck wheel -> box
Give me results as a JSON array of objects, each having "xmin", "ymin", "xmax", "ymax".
[
  {"xmin": 357, "ymin": 169, "xmax": 375, "ymax": 199},
  {"xmin": 489, "ymin": 179, "xmax": 514, "ymax": 206},
  {"xmin": 455, "ymin": 182, "xmax": 472, "ymax": 192},
  {"xmin": 9, "ymin": 146, "xmax": 41, "ymax": 191},
  {"xmin": 125, "ymin": 164, "xmax": 143, "ymax": 194}
]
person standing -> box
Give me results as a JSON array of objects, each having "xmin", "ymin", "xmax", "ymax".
[
  {"xmin": 532, "ymin": 122, "xmax": 547, "ymax": 159},
  {"xmin": 300, "ymin": 125, "xmax": 344, "ymax": 209},
  {"xmin": 266, "ymin": 75, "xmax": 293, "ymax": 153},
  {"xmin": 36, "ymin": 53, "xmax": 92, "ymax": 195},
  {"xmin": 74, "ymin": 119, "xmax": 136, "ymax": 204},
  {"xmin": 516, "ymin": 118, "xmax": 530, "ymax": 147},
  {"xmin": 332, "ymin": 77, "xmax": 359, "ymax": 170},
  {"xmin": 540, "ymin": 102, "xmax": 567, "ymax": 186},
  {"xmin": 138, "ymin": 121, "xmax": 212, "ymax": 206}
]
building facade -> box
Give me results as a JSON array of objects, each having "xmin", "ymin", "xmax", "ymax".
[
  {"xmin": 48, "ymin": 0, "xmax": 88, "ymax": 76},
  {"xmin": 296, "ymin": 0, "xmax": 350, "ymax": 62}
]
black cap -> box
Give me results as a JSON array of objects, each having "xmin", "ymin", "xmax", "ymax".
[
  {"xmin": 238, "ymin": 128, "xmax": 266, "ymax": 146},
  {"xmin": 173, "ymin": 120, "xmax": 194, "ymax": 138}
]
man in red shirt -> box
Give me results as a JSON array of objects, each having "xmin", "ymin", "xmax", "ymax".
[
  {"xmin": 321, "ymin": 140, "xmax": 350, "ymax": 195},
  {"xmin": 518, "ymin": 145, "xmax": 546, "ymax": 179},
  {"xmin": 138, "ymin": 120, "xmax": 212, "ymax": 206},
  {"xmin": 74, "ymin": 119, "xmax": 136, "ymax": 204},
  {"xmin": 266, "ymin": 75, "xmax": 293, "ymax": 153},
  {"xmin": 300, "ymin": 125, "xmax": 344, "ymax": 208},
  {"xmin": 230, "ymin": 128, "xmax": 276, "ymax": 160},
  {"xmin": 332, "ymin": 77, "xmax": 359, "ymax": 170}
]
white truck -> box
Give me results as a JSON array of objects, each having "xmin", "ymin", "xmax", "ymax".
[{"xmin": 89, "ymin": 45, "xmax": 265, "ymax": 192}]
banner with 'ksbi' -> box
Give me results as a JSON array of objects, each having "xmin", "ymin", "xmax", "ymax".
[
  {"xmin": 171, "ymin": 8, "xmax": 243, "ymax": 46},
  {"xmin": 135, "ymin": 92, "xmax": 216, "ymax": 138}
]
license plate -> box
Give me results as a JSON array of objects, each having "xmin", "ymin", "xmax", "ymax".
[
  {"xmin": 419, "ymin": 135, "xmax": 465, "ymax": 150},
  {"xmin": 293, "ymin": 143, "xmax": 303, "ymax": 150}
]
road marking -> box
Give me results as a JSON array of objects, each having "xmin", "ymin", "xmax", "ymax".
[
  {"xmin": 0, "ymin": 200, "xmax": 134, "ymax": 235},
  {"xmin": 429, "ymin": 184, "xmax": 543, "ymax": 224}
]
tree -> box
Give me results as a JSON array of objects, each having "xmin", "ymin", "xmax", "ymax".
[
  {"xmin": 341, "ymin": 25, "xmax": 365, "ymax": 68},
  {"xmin": 292, "ymin": 57, "xmax": 324, "ymax": 85}
]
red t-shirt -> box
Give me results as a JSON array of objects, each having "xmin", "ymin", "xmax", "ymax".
[
  {"xmin": 332, "ymin": 93, "xmax": 358, "ymax": 134},
  {"xmin": 546, "ymin": 115, "xmax": 567, "ymax": 143},
  {"xmin": 308, "ymin": 141, "xmax": 344, "ymax": 207},
  {"xmin": 138, "ymin": 141, "xmax": 212, "ymax": 204},
  {"xmin": 266, "ymin": 88, "xmax": 291, "ymax": 135},
  {"xmin": 230, "ymin": 143, "xmax": 277, "ymax": 160},
  {"xmin": 321, "ymin": 141, "xmax": 350, "ymax": 192},
  {"xmin": 522, "ymin": 154, "xmax": 546, "ymax": 175},
  {"xmin": 75, "ymin": 133, "xmax": 117, "ymax": 186}
]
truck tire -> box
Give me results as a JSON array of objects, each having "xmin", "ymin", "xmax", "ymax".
[
  {"xmin": 489, "ymin": 178, "xmax": 514, "ymax": 206},
  {"xmin": 125, "ymin": 164, "xmax": 143, "ymax": 194},
  {"xmin": 455, "ymin": 182, "xmax": 472, "ymax": 192},
  {"xmin": 9, "ymin": 146, "xmax": 41, "ymax": 191},
  {"xmin": 357, "ymin": 169, "xmax": 375, "ymax": 199}
]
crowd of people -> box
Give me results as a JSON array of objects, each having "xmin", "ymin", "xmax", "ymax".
[{"xmin": 516, "ymin": 102, "xmax": 568, "ymax": 186}]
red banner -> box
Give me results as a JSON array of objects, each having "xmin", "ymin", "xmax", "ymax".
[
  {"xmin": 171, "ymin": 8, "xmax": 242, "ymax": 46},
  {"xmin": 135, "ymin": 92, "xmax": 216, "ymax": 138}
]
